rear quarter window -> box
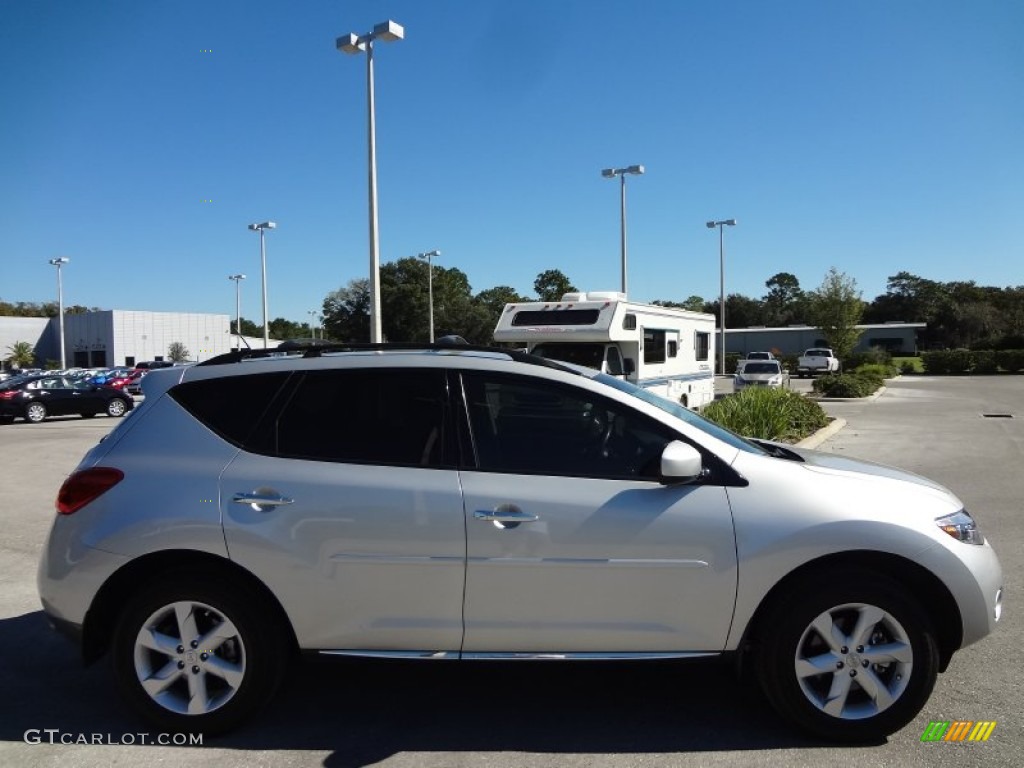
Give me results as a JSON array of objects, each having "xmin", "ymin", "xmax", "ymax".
[{"xmin": 170, "ymin": 372, "xmax": 292, "ymax": 447}]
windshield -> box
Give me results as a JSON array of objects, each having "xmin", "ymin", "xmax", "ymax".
[
  {"xmin": 592, "ymin": 371, "xmax": 767, "ymax": 455},
  {"xmin": 531, "ymin": 343, "xmax": 605, "ymax": 370},
  {"xmin": 741, "ymin": 362, "xmax": 781, "ymax": 374}
]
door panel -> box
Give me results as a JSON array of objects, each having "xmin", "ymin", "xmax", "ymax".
[
  {"xmin": 457, "ymin": 370, "xmax": 738, "ymax": 653},
  {"xmin": 461, "ymin": 472, "xmax": 736, "ymax": 652},
  {"xmin": 222, "ymin": 455, "xmax": 465, "ymax": 651}
]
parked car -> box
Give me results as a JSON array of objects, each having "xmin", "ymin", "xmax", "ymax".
[
  {"xmin": 38, "ymin": 342, "xmax": 1002, "ymax": 740},
  {"xmin": 734, "ymin": 360, "xmax": 789, "ymax": 390},
  {"xmin": 134, "ymin": 360, "xmax": 175, "ymax": 370},
  {"xmin": 123, "ymin": 370, "xmax": 147, "ymax": 395},
  {"xmin": 0, "ymin": 374, "xmax": 133, "ymax": 423},
  {"xmin": 797, "ymin": 348, "xmax": 841, "ymax": 377},
  {"xmin": 744, "ymin": 351, "xmax": 776, "ymax": 361}
]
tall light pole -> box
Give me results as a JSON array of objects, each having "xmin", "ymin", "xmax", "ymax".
[
  {"xmin": 706, "ymin": 219, "xmax": 737, "ymax": 376},
  {"xmin": 247, "ymin": 221, "xmax": 276, "ymax": 348},
  {"xmin": 601, "ymin": 165, "xmax": 644, "ymax": 296},
  {"xmin": 228, "ymin": 274, "xmax": 246, "ymax": 349},
  {"xmin": 307, "ymin": 309, "xmax": 321, "ymax": 340},
  {"xmin": 48, "ymin": 258, "xmax": 69, "ymax": 368},
  {"xmin": 416, "ymin": 250, "xmax": 441, "ymax": 342},
  {"xmin": 338, "ymin": 20, "xmax": 405, "ymax": 344}
]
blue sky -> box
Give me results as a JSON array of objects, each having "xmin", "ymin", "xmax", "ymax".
[{"xmin": 2, "ymin": 0, "xmax": 1021, "ymax": 324}]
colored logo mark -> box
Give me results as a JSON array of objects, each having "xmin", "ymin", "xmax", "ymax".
[
  {"xmin": 921, "ymin": 720, "xmax": 996, "ymax": 742},
  {"xmin": 201, "ymin": 199, "xmax": 213, "ymax": 203},
  {"xmin": 200, "ymin": 49, "xmax": 213, "ymax": 53}
]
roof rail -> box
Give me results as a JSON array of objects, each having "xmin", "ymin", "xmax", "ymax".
[{"xmin": 196, "ymin": 339, "xmax": 578, "ymax": 374}]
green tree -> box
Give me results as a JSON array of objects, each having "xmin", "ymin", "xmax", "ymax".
[
  {"xmin": 762, "ymin": 272, "xmax": 806, "ymax": 326},
  {"xmin": 533, "ymin": 269, "xmax": 576, "ymax": 302},
  {"xmin": 5, "ymin": 341, "xmax": 35, "ymax": 368},
  {"xmin": 474, "ymin": 286, "xmax": 530, "ymax": 344},
  {"xmin": 807, "ymin": 268, "xmax": 864, "ymax": 361},
  {"xmin": 167, "ymin": 342, "xmax": 190, "ymax": 363},
  {"xmin": 322, "ymin": 279, "xmax": 370, "ymax": 342},
  {"xmin": 704, "ymin": 294, "xmax": 765, "ymax": 329}
]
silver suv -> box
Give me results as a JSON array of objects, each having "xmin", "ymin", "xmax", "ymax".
[{"xmin": 38, "ymin": 343, "xmax": 1003, "ymax": 740}]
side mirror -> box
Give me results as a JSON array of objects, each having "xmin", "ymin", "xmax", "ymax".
[
  {"xmin": 660, "ymin": 440, "xmax": 704, "ymax": 484},
  {"xmin": 623, "ymin": 358, "xmax": 636, "ymax": 375}
]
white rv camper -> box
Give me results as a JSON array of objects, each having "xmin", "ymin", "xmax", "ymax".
[{"xmin": 493, "ymin": 291, "xmax": 717, "ymax": 409}]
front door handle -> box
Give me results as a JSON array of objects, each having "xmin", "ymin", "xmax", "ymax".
[{"xmin": 474, "ymin": 504, "xmax": 538, "ymax": 525}]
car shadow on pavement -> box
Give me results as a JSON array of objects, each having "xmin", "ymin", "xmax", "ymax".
[{"xmin": 0, "ymin": 611, "xmax": 843, "ymax": 764}]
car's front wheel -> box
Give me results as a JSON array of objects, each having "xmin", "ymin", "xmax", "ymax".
[
  {"xmin": 112, "ymin": 574, "xmax": 288, "ymax": 734},
  {"xmin": 756, "ymin": 570, "xmax": 939, "ymax": 742}
]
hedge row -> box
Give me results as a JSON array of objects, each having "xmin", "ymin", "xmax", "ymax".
[{"xmin": 921, "ymin": 349, "xmax": 1024, "ymax": 374}]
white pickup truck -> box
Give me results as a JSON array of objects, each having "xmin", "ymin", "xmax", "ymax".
[{"xmin": 796, "ymin": 348, "xmax": 841, "ymax": 377}]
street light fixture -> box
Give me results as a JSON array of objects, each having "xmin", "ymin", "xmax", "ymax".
[
  {"xmin": 338, "ymin": 19, "xmax": 405, "ymax": 344},
  {"xmin": 307, "ymin": 309, "xmax": 321, "ymax": 340},
  {"xmin": 706, "ymin": 219, "xmax": 738, "ymax": 376},
  {"xmin": 247, "ymin": 221, "xmax": 276, "ymax": 348},
  {"xmin": 601, "ymin": 164, "xmax": 644, "ymax": 296},
  {"xmin": 48, "ymin": 257, "xmax": 69, "ymax": 368},
  {"xmin": 228, "ymin": 274, "xmax": 246, "ymax": 350},
  {"xmin": 417, "ymin": 249, "xmax": 441, "ymax": 343}
]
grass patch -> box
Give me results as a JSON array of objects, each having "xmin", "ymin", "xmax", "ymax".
[{"xmin": 703, "ymin": 387, "xmax": 829, "ymax": 442}]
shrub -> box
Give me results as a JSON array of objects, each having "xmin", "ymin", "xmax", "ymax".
[
  {"xmin": 996, "ymin": 349, "xmax": 1024, "ymax": 373},
  {"xmin": 971, "ymin": 350, "xmax": 998, "ymax": 375},
  {"xmin": 922, "ymin": 349, "xmax": 973, "ymax": 375},
  {"xmin": 854, "ymin": 363, "xmax": 898, "ymax": 379},
  {"xmin": 703, "ymin": 387, "xmax": 828, "ymax": 442},
  {"xmin": 899, "ymin": 360, "xmax": 917, "ymax": 375},
  {"xmin": 724, "ymin": 353, "xmax": 743, "ymax": 374},
  {"xmin": 813, "ymin": 373, "xmax": 879, "ymax": 398}
]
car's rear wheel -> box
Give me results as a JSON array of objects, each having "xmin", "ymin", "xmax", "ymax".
[
  {"xmin": 112, "ymin": 574, "xmax": 288, "ymax": 734},
  {"xmin": 756, "ymin": 570, "xmax": 939, "ymax": 742},
  {"xmin": 25, "ymin": 402, "xmax": 47, "ymax": 423},
  {"xmin": 106, "ymin": 398, "xmax": 128, "ymax": 417}
]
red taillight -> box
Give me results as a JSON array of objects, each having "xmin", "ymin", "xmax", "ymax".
[
  {"xmin": 56, "ymin": 467, "xmax": 124, "ymax": 515},
  {"xmin": 0, "ymin": 390, "xmax": 16, "ymax": 400}
]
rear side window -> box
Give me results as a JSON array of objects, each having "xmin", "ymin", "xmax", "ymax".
[
  {"xmin": 268, "ymin": 369, "xmax": 449, "ymax": 467},
  {"xmin": 171, "ymin": 372, "xmax": 291, "ymax": 447}
]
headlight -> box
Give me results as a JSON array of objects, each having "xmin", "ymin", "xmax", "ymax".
[{"xmin": 936, "ymin": 510, "xmax": 984, "ymax": 545}]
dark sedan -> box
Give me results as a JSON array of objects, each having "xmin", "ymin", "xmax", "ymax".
[{"xmin": 0, "ymin": 374, "xmax": 134, "ymax": 424}]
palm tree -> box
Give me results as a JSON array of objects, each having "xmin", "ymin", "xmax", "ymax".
[{"xmin": 5, "ymin": 341, "xmax": 35, "ymax": 369}]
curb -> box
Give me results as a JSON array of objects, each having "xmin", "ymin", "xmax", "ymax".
[{"xmin": 796, "ymin": 417, "xmax": 848, "ymax": 450}]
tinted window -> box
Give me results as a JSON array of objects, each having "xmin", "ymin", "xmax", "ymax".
[
  {"xmin": 461, "ymin": 372, "xmax": 673, "ymax": 480},
  {"xmin": 171, "ymin": 372, "xmax": 291, "ymax": 447},
  {"xmin": 271, "ymin": 369, "xmax": 448, "ymax": 467},
  {"xmin": 511, "ymin": 309, "xmax": 600, "ymax": 326}
]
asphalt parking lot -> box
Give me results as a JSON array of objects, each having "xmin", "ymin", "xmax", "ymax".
[{"xmin": 0, "ymin": 377, "xmax": 1019, "ymax": 767}]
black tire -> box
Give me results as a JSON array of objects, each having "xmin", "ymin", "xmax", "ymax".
[
  {"xmin": 106, "ymin": 398, "xmax": 129, "ymax": 417},
  {"xmin": 25, "ymin": 402, "xmax": 47, "ymax": 423},
  {"xmin": 112, "ymin": 572, "xmax": 288, "ymax": 734},
  {"xmin": 756, "ymin": 570, "xmax": 938, "ymax": 742}
]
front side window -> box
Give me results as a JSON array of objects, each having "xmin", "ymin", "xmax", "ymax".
[
  {"xmin": 461, "ymin": 372, "xmax": 674, "ymax": 479},
  {"xmin": 270, "ymin": 369, "xmax": 449, "ymax": 467}
]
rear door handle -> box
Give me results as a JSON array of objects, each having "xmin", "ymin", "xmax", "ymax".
[{"xmin": 232, "ymin": 492, "xmax": 294, "ymax": 510}]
